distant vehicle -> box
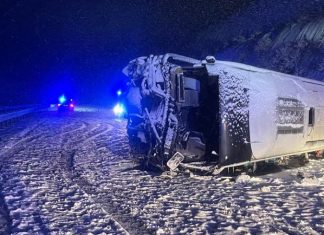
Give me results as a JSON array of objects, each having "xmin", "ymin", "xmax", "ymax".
[
  {"xmin": 123, "ymin": 53, "xmax": 324, "ymax": 173},
  {"xmin": 57, "ymin": 95, "xmax": 75, "ymax": 112},
  {"xmin": 113, "ymin": 89, "xmax": 126, "ymax": 117}
]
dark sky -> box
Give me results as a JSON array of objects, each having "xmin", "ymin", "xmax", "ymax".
[{"xmin": 0, "ymin": 0, "xmax": 253, "ymax": 105}]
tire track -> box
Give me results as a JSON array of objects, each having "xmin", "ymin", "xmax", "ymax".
[
  {"xmin": 56, "ymin": 120, "xmax": 153, "ymax": 234},
  {"xmin": 55, "ymin": 151, "xmax": 131, "ymax": 235},
  {"xmin": 0, "ymin": 115, "xmax": 126, "ymax": 234},
  {"xmin": 53, "ymin": 121, "xmax": 134, "ymax": 234},
  {"xmin": 2, "ymin": 112, "xmax": 321, "ymax": 234},
  {"xmin": 0, "ymin": 121, "xmax": 45, "ymax": 158}
]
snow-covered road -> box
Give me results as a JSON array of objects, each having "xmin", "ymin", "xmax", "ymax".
[{"xmin": 0, "ymin": 111, "xmax": 323, "ymax": 234}]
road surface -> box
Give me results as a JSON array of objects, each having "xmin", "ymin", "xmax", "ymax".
[{"xmin": 0, "ymin": 111, "xmax": 323, "ymax": 234}]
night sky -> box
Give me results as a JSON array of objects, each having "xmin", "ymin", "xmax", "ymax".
[{"xmin": 0, "ymin": 0, "xmax": 254, "ymax": 106}]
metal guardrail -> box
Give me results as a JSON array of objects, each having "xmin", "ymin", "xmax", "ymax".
[
  {"xmin": 0, "ymin": 104, "xmax": 38, "ymax": 112},
  {"xmin": 0, "ymin": 105, "xmax": 40, "ymax": 123}
]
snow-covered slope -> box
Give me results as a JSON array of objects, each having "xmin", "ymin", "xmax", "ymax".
[{"xmin": 197, "ymin": 0, "xmax": 324, "ymax": 81}]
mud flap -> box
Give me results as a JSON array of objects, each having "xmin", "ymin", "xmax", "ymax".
[{"xmin": 167, "ymin": 152, "xmax": 185, "ymax": 171}]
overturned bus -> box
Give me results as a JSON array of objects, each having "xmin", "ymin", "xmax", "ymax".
[{"xmin": 122, "ymin": 54, "xmax": 324, "ymax": 173}]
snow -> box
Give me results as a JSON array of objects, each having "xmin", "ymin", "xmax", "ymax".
[
  {"xmin": 235, "ymin": 174, "xmax": 251, "ymax": 184},
  {"xmin": 298, "ymin": 176, "xmax": 321, "ymax": 187},
  {"xmin": 206, "ymin": 63, "xmax": 250, "ymax": 148},
  {"xmin": 206, "ymin": 59, "xmax": 324, "ymax": 159},
  {"xmin": 0, "ymin": 111, "xmax": 323, "ymax": 234},
  {"xmin": 260, "ymin": 186, "xmax": 271, "ymax": 192},
  {"xmin": 274, "ymin": 18, "xmax": 324, "ymax": 47}
]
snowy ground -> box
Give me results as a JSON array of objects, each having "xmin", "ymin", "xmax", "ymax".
[{"xmin": 0, "ymin": 111, "xmax": 323, "ymax": 235}]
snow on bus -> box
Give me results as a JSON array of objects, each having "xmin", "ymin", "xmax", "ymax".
[{"xmin": 122, "ymin": 53, "xmax": 324, "ymax": 173}]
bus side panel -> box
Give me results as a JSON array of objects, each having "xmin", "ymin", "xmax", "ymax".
[{"xmin": 217, "ymin": 67, "xmax": 252, "ymax": 166}]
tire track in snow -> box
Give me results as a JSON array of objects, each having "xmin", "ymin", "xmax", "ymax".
[
  {"xmin": 1, "ymin": 112, "xmax": 322, "ymax": 234},
  {"xmin": 0, "ymin": 120, "xmax": 45, "ymax": 158},
  {"xmin": 56, "ymin": 151, "xmax": 131, "ymax": 235},
  {"xmin": 49, "ymin": 119, "xmax": 133, "ymax": 234},
  {"xmin": 0, "ymin": 115, "xmax": 126, "ymax": 234},
  {"xmin": 55, "ymin": 120, "xmax": 149, "ymax": 234},
  {"xmin": 69, "ymin": 120, "xmax": 153, "ymax": 234}
]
